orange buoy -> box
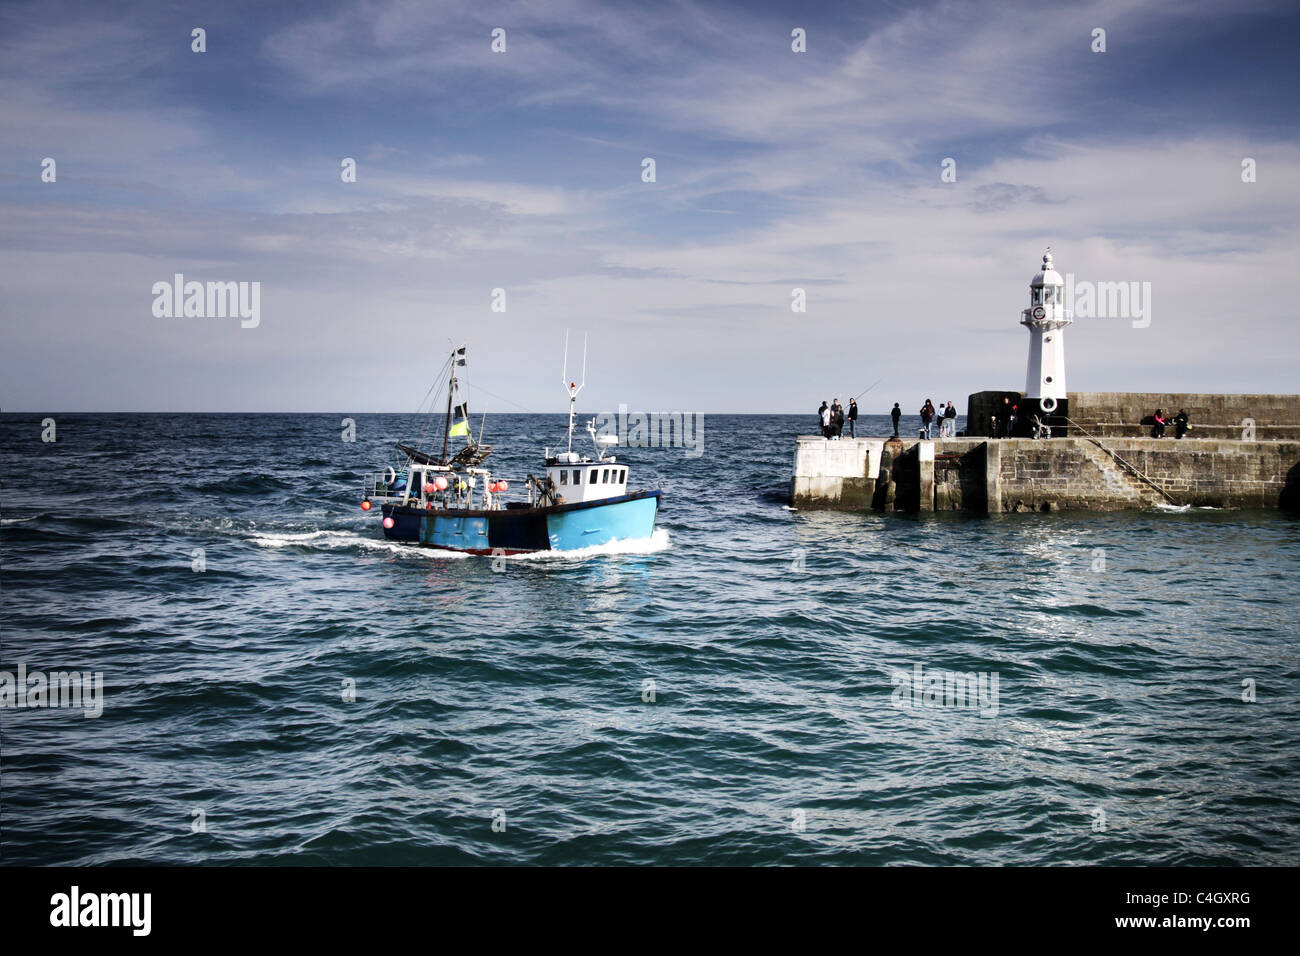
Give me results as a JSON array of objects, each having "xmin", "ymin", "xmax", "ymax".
[
  {"xmin": 497, "ymin": 480, "xmax": 509, "ymax": 492},
  {"xmin": 434, "ymin": 476, "xmax": 448, "ymax": 491},
  {"xmin": 360, "ymin": 499, "xmax": 372, "ymax": 511},
  {"xmin": 424, "ymin": 482, "xmax": 436, "ymax": 494}
]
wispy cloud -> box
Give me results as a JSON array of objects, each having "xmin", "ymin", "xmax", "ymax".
[{"xmin": 2, "ymin": 0, "xmax": 1297, "ymax": 411}]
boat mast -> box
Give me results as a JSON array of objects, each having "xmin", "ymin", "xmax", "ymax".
[
  {"xmin": 561, "ymin": 330, "xmax": 587, "ymax": 456},
  {"xmin": 440, "ymin": 346, "xmax": 461, "ymax": 465}
]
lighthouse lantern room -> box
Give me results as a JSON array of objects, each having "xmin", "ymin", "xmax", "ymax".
[{"xmin": 1020, "ymin": 247, "xmax": 1073, "ymax": 428}]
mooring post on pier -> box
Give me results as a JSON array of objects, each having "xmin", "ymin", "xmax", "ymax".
[{"xmin": 984, "ymin": 440, "xmax": 1002, "ymax": 513}]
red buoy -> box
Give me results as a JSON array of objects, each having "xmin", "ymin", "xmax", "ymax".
[
  {"xmin": 360, "ymin": 499, "xmax": 372, "ymax": 511},
  {"xmin": 382, "ymin": 516, "xmax": 395, "ymax": 529},
  {"xmin": 424, "ymin": 482, "xmax": 436, "ymax": 494}
]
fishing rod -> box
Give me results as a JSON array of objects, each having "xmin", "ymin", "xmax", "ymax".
[{"xmin": 853, "ymin": 377, "xmax": 883, "ymax": 401}]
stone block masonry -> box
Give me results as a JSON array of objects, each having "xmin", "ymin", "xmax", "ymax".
[
  {"xmin": 789, "ymin": 437, "xmax": 884, "ymax": 509},
  {"xmin": 967, "ymin": 391, "xmax": 1300, "ymax": 441},
  {"xmin": 791, "ymin": 435, "xmax": 1300, "ymax": 512}
]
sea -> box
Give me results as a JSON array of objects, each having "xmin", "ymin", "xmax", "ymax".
[{"xmin": 2, "ymin": 412, "xmax": 1298, "ymax": 865}]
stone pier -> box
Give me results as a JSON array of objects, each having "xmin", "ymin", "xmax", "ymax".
[
  {"xmin": 967, "ymin": 391, "xmax": 1300, "ymax": 441},
  {"xmin": 789, "ymin": 437, "xmax": 884, "ymax": 509},
  {"xmin": 790, "ymin": 435, "xmax": 1300, "ymax": 512}
]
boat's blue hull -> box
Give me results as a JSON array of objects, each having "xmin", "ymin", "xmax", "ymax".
[{"xmin": 381, "ymin": 490, "xmax": 661, "ymax": 554}]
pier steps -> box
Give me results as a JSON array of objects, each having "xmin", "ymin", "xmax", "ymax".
[{"xmin": 1077, "ymin": 440, "xmax": 1164, "ymax": 507}]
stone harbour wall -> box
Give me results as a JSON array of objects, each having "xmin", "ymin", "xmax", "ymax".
[
  {"xmin": 966, "ymin": 390, "xmax": 1300, "ymax": 441},
  {"xmin": 791, "ymin": 435, "xmax": 1300, "ymax": 513},
  {"xmin": 789, "ymin": 437, "xmax": 884, "ymax": 509}
]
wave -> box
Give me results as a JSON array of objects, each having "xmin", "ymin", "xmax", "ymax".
[
  {"xmin": 195, "ymin": 473, "xmax": 295, "ymax": 495},
  {"xmin": 246, "ymin": 526, "xmax": 670, "ymax": 560},
  {"xmin": 506, "ymin": 528, "xmax": 671, "ymax": 561},
  {"xmin": 247, "ymin": 528, "xmax": 469, "ymax": 558},
  {"xmin": 0, "ymin": 513, "xmax": 138, "ymax": 531}
]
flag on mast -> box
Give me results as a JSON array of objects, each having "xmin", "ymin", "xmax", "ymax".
[{"xmin": 449, "ymin": 401, "xmax": 470, "ymax": 437}]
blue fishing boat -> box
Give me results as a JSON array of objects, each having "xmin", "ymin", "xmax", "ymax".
[{"xmin": 360, "ymin": 338, "xmax": 662, "ymax": 555}]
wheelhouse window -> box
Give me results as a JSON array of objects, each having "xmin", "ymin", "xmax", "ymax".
[
  {"xmin": 559, "ymin": 471, "xmax": 567, "ymax": 485},
  {"xmin": 602, "ymin": 469, "xmax": 610, "ymax": 483}
]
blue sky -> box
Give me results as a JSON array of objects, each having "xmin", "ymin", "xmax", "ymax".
[{"xmin": 2, "ymin": 0, "xmax": 1297, "ymax": 413}]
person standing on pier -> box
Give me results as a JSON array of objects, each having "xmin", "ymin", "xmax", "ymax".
[
  {"xmin": 1005, "ymin": 403, "xmax": 1019, "ymax": 438},
  {"xmin": 920, "ymin": 400, "xmax": 935, "ymax": 439},
  {"xmin": 847, "ymin": 398, "xmax": 859, "ymax": 438},
  {"xmin": 1174, "ymin": 409, "xmax": 1190, "ymax": 439},
  {"xmin": 942, "ymin": 401, "xmax": 958, "ymax": 437},
  {"xmin": 891, "ymin": 403, "xmax": 901, "ymax": 437},
  {"xmin": 833, "ymin": 400, "xmax": 846, "ymax": 438},
  {"xmin": 818, "ymin": 401, "xmax": 830, "ymax": 438}
]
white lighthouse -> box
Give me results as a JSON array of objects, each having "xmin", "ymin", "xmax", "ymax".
[{"xmin": 1020, "ymin": 247, "xmax": 1073, "ymax": 425}]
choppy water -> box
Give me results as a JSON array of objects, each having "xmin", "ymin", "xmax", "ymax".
[{"xmin": 2, "ymin": 412, "xmax": 1298, "ymax": 865}]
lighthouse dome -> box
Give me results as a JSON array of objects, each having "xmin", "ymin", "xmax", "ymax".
[{"xmin": 1030, "ymin": 248, "xmax": 1063, "ymax": 288}]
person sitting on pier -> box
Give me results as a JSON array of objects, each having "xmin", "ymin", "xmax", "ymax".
[
  {"xmin": 1174, "ymin": 409, "xmax": 1190, "ymax": 439},
  {"xmin": 1152, "ymin": 408, "xmax": 1168, "ymax": 438}
]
